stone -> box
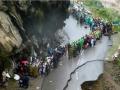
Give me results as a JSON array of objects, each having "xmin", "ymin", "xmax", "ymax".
[{"xmin": 0, "ymin": 11, "xmax": 22, "ymax": 52}]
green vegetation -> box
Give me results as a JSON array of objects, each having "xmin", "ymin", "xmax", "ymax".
[
  {"xmin": 113, "ymin": 25, "xmax": 120, "ymax": 32},
  {"xmin": 117, "ymin": 58, "xmax": 120, "ymax": 67},
  {"xmin": 114, "ymin": 56, "xmax": 120, "ymax": 67},
  {"xmin": 83, "ymin": 0, "xmax": 120, "ymax": 31}
]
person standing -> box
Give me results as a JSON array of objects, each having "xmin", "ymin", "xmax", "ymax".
[
  {"xmin": 107, "ymin": 22, "xmax": 112, "ymax": 40},
  {"xmin": 22, "ymin": 74, "xmax": 29, "ymax": 88},
  {"xmin": 67, "ymin": 43, "xmax": 72, "ymax": 59},
  {"xmin": 91, "ymin": 37, "xmax": 94, "ymax": 47},
  {"xmin": 2, "ymin": 71, "xmax": 10, "ymax": 87}
]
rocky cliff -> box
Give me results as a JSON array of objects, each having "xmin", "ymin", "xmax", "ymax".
[
  {"xmin": 0, "ymin": 11, "xmax": 22, "ymax": 52},
  {"xmin": 0, "ymin": 1, "xmax": 70, "ymax": 53}
]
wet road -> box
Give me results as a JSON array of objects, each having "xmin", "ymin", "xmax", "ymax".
[
  {"xmin": 63, "ymin": 15, "xmax": 91, "ymax": 43},
  {"xmin": 42, "ymin": 35, "xmax": 110, "ymax": 90},
  {"xmin": 60, "ymin": 15, "xmax": 91, "ymax": 45},
  {"xmin": 41, "ymin": 15, "xmax": 110, "ymax": 90},
  {"xmin": 66, "ymin": 61, "xmax": 104, "ymax": 90}
]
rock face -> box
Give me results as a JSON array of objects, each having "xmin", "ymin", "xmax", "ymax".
[
  {"xmin": 0, "ymin": 1, "xmax": 25, "ymax": 52},
  {"xmin": 0, "ymin": 1, "xmax": 70, "ymax": 53},
  {"xmin": 0, "ymin": 11, "xmax": 22, "ymax": 52}
]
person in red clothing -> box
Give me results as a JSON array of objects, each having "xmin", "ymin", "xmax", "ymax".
[
  {"xmin": 87, "ymin": 35, "xmax": 92, "ymax": 47},
  {"xmin": 83, "ymin": 35, "xmax": 89, "ymax": 49}
]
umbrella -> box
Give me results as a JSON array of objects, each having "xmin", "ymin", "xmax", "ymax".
[
  {"xmin": 14, "ymin": 74, "xmax": 20, "ymax": 80},
  {"xmin": 21, "ymin": 60, "xmax": 29, "ymax": 64}
]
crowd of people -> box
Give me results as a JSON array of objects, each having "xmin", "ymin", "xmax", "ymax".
[
  {"xmin": 0, "ymin": 2, "xmax": 113, "ymax": 89},
  {"xmin": 67, "ymin": 29, "xmax": 102, "ymax": 59},
  {"xmin": 16, "ymin": 6, "xmax": 112, "ymax": 88},
  {"xmin": 38, "ymin": 46, "xmax": 66, "ymax": 76},
  {"xmin": 13, "ymin": 45, "xmax": 66, "ymax": 88},
  {"xmin": 67, "ymin": 3, "xmax": 112, "ymax": 59}
]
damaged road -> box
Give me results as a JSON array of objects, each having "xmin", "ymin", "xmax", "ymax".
[{"xmin": 41, "ymin": 35, "xmax": 110, "ymax": 90}]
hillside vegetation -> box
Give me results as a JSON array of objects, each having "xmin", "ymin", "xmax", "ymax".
[{"xmin": 83, "ymin": 0, "xmax": 120, "ymax": 32}]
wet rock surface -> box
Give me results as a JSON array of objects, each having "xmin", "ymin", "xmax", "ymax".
[{"xmin": 0, "ymin": 1, "xmax": 70, "ymax": 53}]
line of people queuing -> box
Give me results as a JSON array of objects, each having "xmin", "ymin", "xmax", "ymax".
[
  {"xmin": 67, "ymin": 28, "xmax": 102, "ymax": 59},
  {"xmin": 39, "ymin": 46, "xmax": 66, "ymax": 76},
  {"xmin": 15, "ymin": 3, "xmax": 113, "ymax": 88},
  {"xmin": 72, "ymin": 2, "xmax": 113, "ymax": 34},
  {"xmin": 13, "ymin": 45, "xmax": 66, "ymax": 88},
  {"xmin": 68, "ymin": 4, "xmax": 112, "ymax": 59},
  {"xmin": 1, "ymin": 3, "xmax": 113, "ymax": 89}
]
